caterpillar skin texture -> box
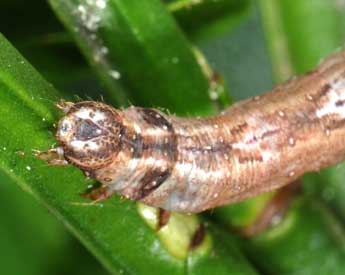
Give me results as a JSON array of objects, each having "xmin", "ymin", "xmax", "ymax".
[{"xmin": 55, "ymin": 51, "xmax": 345, "ymax": 213}]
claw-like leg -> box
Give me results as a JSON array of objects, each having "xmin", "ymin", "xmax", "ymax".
[
  {"xmin": 241, "ymin": 181, "xmax": 302, "ymax": 237},
  {"xmin": 33, "ymin": 147, "xmax": 68, "ymax": 166},
  {"xmin": 82, "ymin": 185, "xmax": 114, "ymax": 202},
  {"xmin": 55, "ymin": 100, "xmax": 74, "ymax": 113}
]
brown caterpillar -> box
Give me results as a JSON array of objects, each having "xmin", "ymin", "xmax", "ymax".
[{"xmin": 38, "ymin": 51, "xmax": 345, "ymax": 213}]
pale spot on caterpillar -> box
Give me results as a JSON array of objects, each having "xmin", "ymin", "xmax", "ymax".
[
  {"xmin": 70, "ymin": 140, "xmax": 100, "ymax": 150},
  {"xmin": 278, "ymin": 111, "xmax": 285, "ymax": 117},
  {"xmin": 307, "ymin": 94, "xmax": 314, "ymax": 101},
  {"xmin": 36, "ymin": 50, "xmax": 345, "ymax": 213},
  {"xmin": 316, "ymin": 79, "xmax": 345, "ymax": 119}
]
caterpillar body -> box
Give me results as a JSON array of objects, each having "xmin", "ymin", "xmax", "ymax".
[{"xmin": 45, "ymin": 51, "xmax": 345, "ymax": 213}]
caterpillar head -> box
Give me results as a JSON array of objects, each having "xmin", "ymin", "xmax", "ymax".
[{"xmin": 56, "ymin": 101, "xmax": 123, "ymax": 170}]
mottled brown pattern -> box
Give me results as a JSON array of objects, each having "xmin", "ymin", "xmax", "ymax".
[
  {"xmin": 229, "ymin": 122, "xmax": 248, "ymax": 136},
  {"xmin": 133, "ymin": 169, "xmax": 171, "ymax": 200},
  {"xmin": 315, "ymin": 83, "xmax": 332, "ymax": 100},
  {"xmin": 74, "ymin": 119, "xmax": 103, "ymax": 141},
  {"xmin": 236, "ymin": 149, "xmax": 264, "ymax": 164},
  {"xmin": 56, "ymin": 101, "xmax": 123, "ymax": 171},
  {"xmin": 139, "ymin": 108, "xmax": 173, "ymax": 131},
  {"xmin": 50, "ymin": 51, "xmax": 345, "ymax": 213}
]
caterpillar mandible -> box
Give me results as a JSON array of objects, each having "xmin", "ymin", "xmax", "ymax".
[{"xmin": 38, "ymin": 51, "xmax": 345, "ymax": 213}]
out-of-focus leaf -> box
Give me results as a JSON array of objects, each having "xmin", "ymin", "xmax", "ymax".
[
  {"xmin": 0, "ymin": 171, "xmax": 68, "ymax": 275},
  {"xmin": 214, "ymin": 193, "xmax": 274, "ymax": 228},
  {"xmin": 198, "ymin": 7, "xmax": 273, "ymax": 100},
  {"xmin": 260, "ymin": 0, "xmax": 345, "ymax": 77},
  {"xmin": 167, "ymin": 0, "xmax": 251, "ymax": 42},
  {"xmin": 187, "ymin": 224, "xmax": 256, "ymax": 275},
  {"xmin": 0, "ymin": 0, "xmax": 112, "ymax": 99},
  {"xmin": 0, "ymin": 171, "xmax": 106, "ymax": 275},
  {"xmin": 49, "ymin": 0, "xmax": 220, "ymax": 115},
  {"xmin": 248, "ymin": 197, "xmax": 345, "ymax": 275},
  {"xmin": 0, "ymin": 0, "xmax": 63, "ymax": 41},
  {"xmin": 304, "ymin": 169, "xmax": 345, "ymax": 223}
]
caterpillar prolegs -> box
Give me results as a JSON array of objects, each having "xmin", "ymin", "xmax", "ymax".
[{"xmin": 38, "ymin": 51, "xmax": 345, "ymax": 213}]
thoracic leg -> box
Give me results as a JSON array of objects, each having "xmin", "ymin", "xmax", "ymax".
[
  {"xmin": 82, "ymin": 185, "xmax": 114, "ymax": 201},
  {"xmin": 55, "ymin": 100, "xmax": 74, "ymax": 113},
  {"xmin": 33, "ymin": 147, "xmax": 68, "ymax": 166}
]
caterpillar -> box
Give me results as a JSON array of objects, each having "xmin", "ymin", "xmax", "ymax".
[{"xmin": 38, "ymin": 50, "xmax": 345, "ymax": 213}]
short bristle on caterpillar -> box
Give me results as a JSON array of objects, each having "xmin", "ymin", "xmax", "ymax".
[{"xmin": 37, "ymin": 50, "xmax": 345, "ymax": 213}]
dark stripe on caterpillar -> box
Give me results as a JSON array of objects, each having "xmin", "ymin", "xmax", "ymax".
[
  {"xmin": 132, "ymin": 108, "xmax": 178, "ymax": 200},
  {"xmin": 139, "ymin": 108, "xmax": 173, "ymax": 131},
  {"xmin": 335, "ymin": 99, "xmax": 345, "ymax": 107},
  {"xmin": 315, "ymin": 83, "xmax": 332, "ymax": 100},
  {"xmin": 133, "ymin": 169, "xmax": 172, "ymax": 200}
]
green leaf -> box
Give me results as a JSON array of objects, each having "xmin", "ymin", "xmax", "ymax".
[
  {"xmin": 49, "ymin": 0, "xmax": 219, "ymax": 115},
  {"xmin": 0, "ymin": 170, "xmax": 68, "ymax": 275},
  {"xmin": 197, "ymin": 7, "xmax": 274, "ymax": 100},
  {"xmin": 214, "ymin": 192, "xmax": 274, "ymax": 228},
  {"xmin": 248, "ymin": 197, "xmax": 345, "ymax": 274},
  {"xmin": 0, "ymin": 1, "xmax": 103, "ymax": 97},
  {"xmin": 0, "ymin": 170, "xmax": 106, "ymax": 275},
  {"xmin": 259, "ymin": 0, "xmax": 345, "ymax": 78},
  {"xmin": 167, "ymin": 0, "xmax": 251, "ymax": 42}
]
